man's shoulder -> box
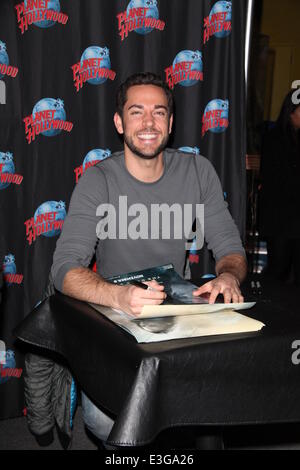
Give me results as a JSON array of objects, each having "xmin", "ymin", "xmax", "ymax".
[
  {"xmin": 81, "ymin": 151, "xmax": 124, "ymax": 179},
  {"xmin": 165, "ymin": 148, "xmax": 214, "ymax": 170},
  {"xmin": 94, "ymin": 151, "xmax": 124, "ymax": 171}
]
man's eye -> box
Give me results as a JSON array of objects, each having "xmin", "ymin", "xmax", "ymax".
[
  {"xmin": 155, "ymin": 111, "xmax": 166, "ymax": 116},
  {"xmin": 131, "ymin": 111, "xmax": 142, "ymax": 115}
]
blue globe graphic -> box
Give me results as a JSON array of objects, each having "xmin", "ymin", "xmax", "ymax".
[
  {"xmin": 32, "ymin": 98, "xmax": 66, "ymax": 137},
  {"xmin": 82, "ymin": 149, "xmax": 111, "ymax": 171},
  {"xmin": 172, "ymin": 50, "xmax": 203, "ymax": 87},
  {"xmin": 204, "ymin": 99, "xmax": 229, "ymax": 133},
  {"xmin": 3, "ymin": 254, "xmax": 16, "ymax": 286},
  {"xmin": 34, "ymin": 200, "xmax": 66, "ymax": 238},
  {"xmin": 179, "ymin": 146, "xmax": 200, "ymax": 155},
  {"xmin": 209, "ymin": 1, "xmax": 232, "ymax": 38},
  {"xmin": 0, "ymin": 152, "xmax": 15, "ymax": 190},
  {"xmin": 24, "ymin": 0, "xmax": 60, "ymax": 28},
  {"xmin": 0, "ymin": 350, "xmax": 16, "ymax": 384},
  {"xmin": 0, "ymin": 41, "xmax": 9, "ymax": 80},
  {"xmin": 126, "ymin": 0, "xmax": 159, "ymax": 35},
  {"xmin": 3, "ymin": 255, "xmax": 16, "ymax": 275},
  {"xmin": 80, "ymin": 46, "xmax": 111, "ymax": 85}
]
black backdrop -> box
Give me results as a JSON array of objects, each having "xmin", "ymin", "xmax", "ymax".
[{"xmin": 0, "ymin": 0, "xmax": 247, "ymax": 419}]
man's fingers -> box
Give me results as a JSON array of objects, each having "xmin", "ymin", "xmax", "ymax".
[
  {"xmin": 223, "ymin": 288, "xmax": 232, "ymax": 304},
  {"xmin": 192, "ymin": 282, "xmax": 212, "ymax": 296},
  {"xmin": 139, "ymin": 289, "xmax": 166, "ymax": 300},
  {"xmin": 130, "ymin": 285, "xmax": 166, "ymax": 301},
  {"xmin": 144, "ymin": 280, "xmax": 165, "ymax": 290},
  {"xmin": 208, "ymin": 286, "xmax": 220, "ymax": 304}
]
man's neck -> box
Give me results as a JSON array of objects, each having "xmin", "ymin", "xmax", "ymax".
[{"xmin": 124, "ymin": 148, "xmax": 164, "ymax": 183}]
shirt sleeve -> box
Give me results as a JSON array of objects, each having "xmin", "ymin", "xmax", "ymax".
[
  {"xmin": 196, "ymin": 157, "xmax": 246, "ymax": 261},
  {"xmin": 51, "ymin": 166, "xmax": 108, "ymax": 292}
]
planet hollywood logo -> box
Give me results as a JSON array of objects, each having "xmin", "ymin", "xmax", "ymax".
[
  {"xmin": 24, "ymin": 200, "xmax": 66, "ymax": 245},
  {"xmin": 2, "ymin": 255, "xmax": 24, "ymax": 286},
  {"xmin": 203, "ymin": 1, "xmax": 232, "ymax": 44},
  {"xmin": 165, "ymin": 50, "xmax": 203, "ymax": 90},
  {"xmin": 74, "ymin": 149, "xmax": 112, "ymax": 183},
  {"xmin": 0, "ymin": 347, "xmax": 23, "ymax": 384},
  {"xmin": 71, "ymin": 46, "xmax": 116, "ymax": 93},
  {"xmin": 202, "ymin": 99, "xmax": 229, "ymax": 137},
  {"xmin": 15, "ymin": 0, "xmax": 68, "ymax": 35},
  {"xmin": 117, "ymin": 0, "xmax": 165, "ymax": 42},
  {"xmin": 0, "ymin": 152, "xmax": 23, "ymax": 190},
  {"xmin": 0, "ymin": 41, "xmax": 19, "ymax": 80},
  {"xmin": 23, "ymin": 98, "xmax": 73, "ymax": 144}
]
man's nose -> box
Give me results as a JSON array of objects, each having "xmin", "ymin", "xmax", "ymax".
[{"xmin": 142, "ymin": 112, "xmax": 155, "ymax": 127}]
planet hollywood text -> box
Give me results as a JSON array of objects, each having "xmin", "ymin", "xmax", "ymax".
[
  {"xmin": 71, "ymin": 58, "xmax": 116, "ymax": 92},
  {"xmin": 203, "ymin": 10, "xmax": 231, "ymax": 44},
  {"xmin": 15, "ymin": 0, "xmax": 68, "ymax": 34},
  {"xmin": 0, "ymin": 64, "xmax": 18, "ymax": 79},
  {"xmin": 165, "ymin": 62, "xmax": 203, "ymax": 90},
  {"xmin": 23, "ymin": 109, "xmax": 73, "ymax": 144},
  {"xmin": 0, "ymin": 164, "xmax": 23, "ymax": 186},
  {"xmin": 24, "ymin": 211, "xmax": 64, "ymax": 245},
  {"xmin": 202, "ymin": 107, "xmax": 229, "ymax": 136},
  {"xmin": 116, "ymin": 7, "xmax": 165, "ymax": 41}
]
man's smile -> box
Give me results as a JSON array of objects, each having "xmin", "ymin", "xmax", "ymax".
[{"xmin": 137, "ymin": 133, "xmax": 160, "ymax": 141}]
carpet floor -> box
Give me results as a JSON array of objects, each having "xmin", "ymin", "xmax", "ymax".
[{"xmin": 1, "ymin": 408, "xmax": 300, "ymax": 450}]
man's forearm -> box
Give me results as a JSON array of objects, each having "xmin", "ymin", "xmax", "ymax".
[
  {"xmin": 62, "ymin": 267, "xmax": 120, "ymax": 308},
  {"xmin": 215, "ymin": 253, "xmax": 247, "ymax": 284}
]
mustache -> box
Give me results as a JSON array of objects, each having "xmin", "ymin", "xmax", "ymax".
[{"xmin": 137, "ymin": 128, "xmax": 160, "ymax": 133}]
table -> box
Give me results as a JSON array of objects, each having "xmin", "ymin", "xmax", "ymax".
[{"xmin": 14, "ymin": 277, "xmax": 300, "ymax": 447}]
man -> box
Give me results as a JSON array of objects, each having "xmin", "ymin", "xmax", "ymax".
[{"xmin": 51, "ymin": 72, "xmax": 247, "ymax": 445}]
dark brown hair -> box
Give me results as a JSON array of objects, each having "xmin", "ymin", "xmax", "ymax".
[{"xmin": 116, "ymin": 72, "xmax": 174, "ymax": 117}]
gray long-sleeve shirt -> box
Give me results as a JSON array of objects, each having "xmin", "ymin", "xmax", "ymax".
[{"xmin": 51, "ymin": 149, "xmax": 245, "ymax": 291}]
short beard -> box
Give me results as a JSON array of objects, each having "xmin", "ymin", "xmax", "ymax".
[{"xmin": 123, "ymin": 131, "xmax": 169, "ymax": 160}]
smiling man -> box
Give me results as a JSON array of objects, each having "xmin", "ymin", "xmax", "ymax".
[
  {"xmin": 52, "ymin": 72, "xmax": 246, "ymax": 313},
  {"xmin": 50, "ymin": 72, "xmax": 247, "ymax": 446}
]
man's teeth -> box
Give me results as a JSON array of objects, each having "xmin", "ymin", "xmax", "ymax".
[{"xmin": 138, "ymin": 134, "xmax": 157, "ymax": 139}]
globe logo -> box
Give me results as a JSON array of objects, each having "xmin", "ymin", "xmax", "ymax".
[
  {"xmin": 179, "ymin": 146, "xmax": 200, "ymax": 155},
  {"xmin": 82, "ymin": 149, "xmax": 111, "ymax": 171},
  {"xmin": 203, "ymin": 99, "xmax": 229, "ymax": 133},
  {"xmin": 0, "ymin": 41, "xmax": 9, "ymax": 80},
  {"xmin": 24, "ymin": 0, "xmax": 60, "ymax": 28},
  {"xmin": 126, "ymin": 0, "xmax": 159, "ymax": 34},
  {"xmin": 0, "ymin": 152, "xmax": 15, "ymax": 190},
  {"xmin": 209, "ymin": 1, "xmax": 232, "ymax": 38},
  {"xmin": 0, "ymin": 350, "xmax": 16, "ymax": 384},
  {"xmin": 172, "ymin": 50, "xmax": 203, "ymax": 87},
  {"xmin": 34, "ymin": 200, "xmax": 66, "ymax": 237},
  {"xmin": 32, "ymin": 98, "xmax": 66, "ymax": 137},
  {"xmin": 80, "ymin": 46, "xmax": 111, "ymax": 85}
]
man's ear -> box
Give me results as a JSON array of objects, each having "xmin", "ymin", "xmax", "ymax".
[
  {"xmin": 114, "ymin": 112, "xmax": 124, "ymax": 134},
  {"xmin": 169, "ymin": 114, "xmax": 173, "ymax": 134}
]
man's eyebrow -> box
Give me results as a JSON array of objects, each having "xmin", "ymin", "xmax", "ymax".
[
  {"xmin": 154, "ymin": 105, "xmax": 168, "ymax": 111},
  {"xmin": 127, "ymin": 104, "xmax": 168, "ymax": 111},
  {"xmin": 127, "ymin": 104, "xmax": 144, "ymax": 110}
]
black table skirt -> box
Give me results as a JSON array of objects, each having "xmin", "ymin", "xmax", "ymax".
[{"xmin": 14, "ymin": 278, "xmax": 300, "ymax": 446}]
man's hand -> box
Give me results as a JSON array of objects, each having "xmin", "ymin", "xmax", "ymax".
[
  {"xmin": 116, "ymin": 280, "xmax": 166, "ymax": 316},
  {"xmin": 192, "ymin": 273, "xmax": 244, "ymax": 304}
]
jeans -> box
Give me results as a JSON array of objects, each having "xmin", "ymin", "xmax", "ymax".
[{"xmin": 81, "ymin": 392, "xmax": 115, "ymax": 443}]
